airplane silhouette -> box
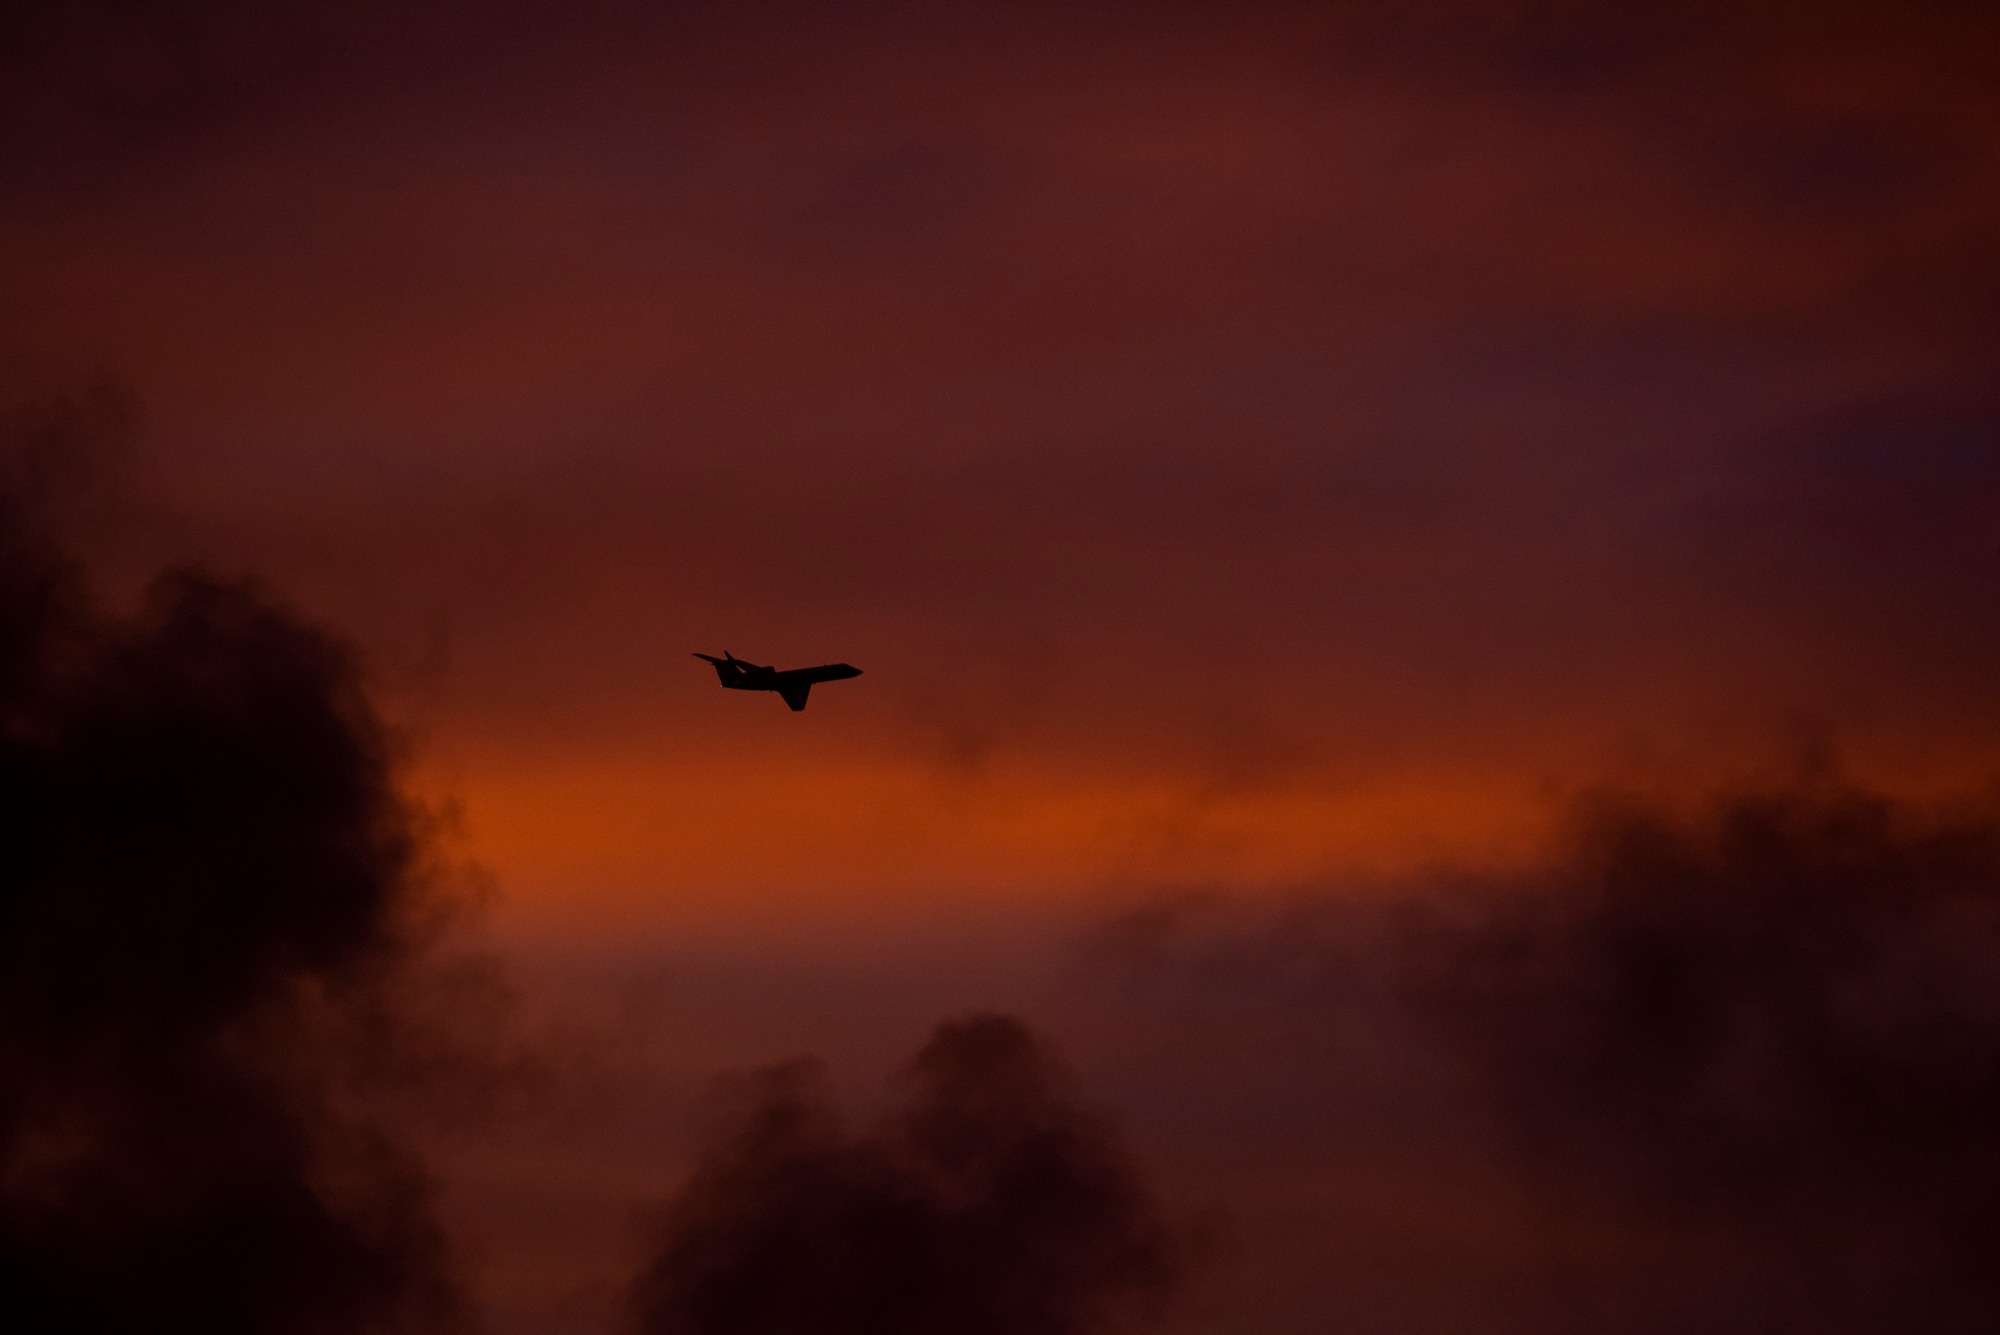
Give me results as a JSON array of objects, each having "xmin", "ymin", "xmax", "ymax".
[{"xmin": 694, "ymin": 652, "xmax": 862, "ymax": 711}]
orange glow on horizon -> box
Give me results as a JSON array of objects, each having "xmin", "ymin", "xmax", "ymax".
[
  {"xmin": 420, "ymin": 753, "xmax": 1563, "ymax": 928},
  {"xmin": 414, "ymin": 729, "xmax": 2000, "ymax": 936}
]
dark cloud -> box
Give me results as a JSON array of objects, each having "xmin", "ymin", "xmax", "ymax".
[
  {"xmin": 629, "ymin": 1013, "xmax": 1183, "ymax": 1335},
  {"xmin": 1080, "ymin": 776, "xmax": 2000, "ymax": 1332},
  {"xmin": 0, "ymin": 413, "xmax": 468, "ymax": 1332},
  {"xmin": 1684, "ymin": 391, "xmax": 2000, "ymax": 694},
  {"xmin": 1319, "ymin": 0, "xmax": 1719, "ymax": 94},
  {"xmin": 0, "ymin": 1, "xmax": 348, "ymax": 198},
  {"xmin": 1418, "ymin": 783, "xmax": 2000, "ymax": 1321},
  {"xmin": 1727, "ymin": 393, "xmax": 2000, "ymax": 563},
  {"xmin": 1324, "ymin": 0, "xmax": 2000, "ymax": 340}
]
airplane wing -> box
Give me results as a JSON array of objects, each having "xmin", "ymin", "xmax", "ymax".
[
  {"xmin": 772, "ymin": 664, "xmax": 859, "ymax": 710},
  {"xmin": 783, "ymin": 663, "xmax": 862, "ymax": 685}
]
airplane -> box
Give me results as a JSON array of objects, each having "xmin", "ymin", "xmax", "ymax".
[{"xmin": 694, "ymin": 651, "xmax": 862, "ymax": 712}]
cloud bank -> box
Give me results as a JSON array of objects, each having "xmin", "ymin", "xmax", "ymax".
[
  {"xmin": 1089, "ymin": 775, "xmax": 2000, "ymax": 1332},
  {"xmin": 630, "ymin": 1013, "xmax": 1183, "ymax": 1335},
  {"xmin": 0, "ymin": 431, "xmax": 466, "ymax": 1332},
  {"xmin": 1416, "ymin": 781, "xmax": 2000, "ymax": 1330}
]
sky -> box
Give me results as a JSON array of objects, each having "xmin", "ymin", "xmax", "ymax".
[{"xmin": 3, "ymin": 2, "xmax": 1999, "ymax": 1332}]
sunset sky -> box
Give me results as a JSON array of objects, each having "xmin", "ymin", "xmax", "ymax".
[{"xmin": 5, "ymin": 3, "xmax": 1999, "ymax": 1332}]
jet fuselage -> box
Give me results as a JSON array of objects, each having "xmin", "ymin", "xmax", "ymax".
[{"xmin": 694, "ymin": 652, "xmax": 861, "ymax": 711}]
